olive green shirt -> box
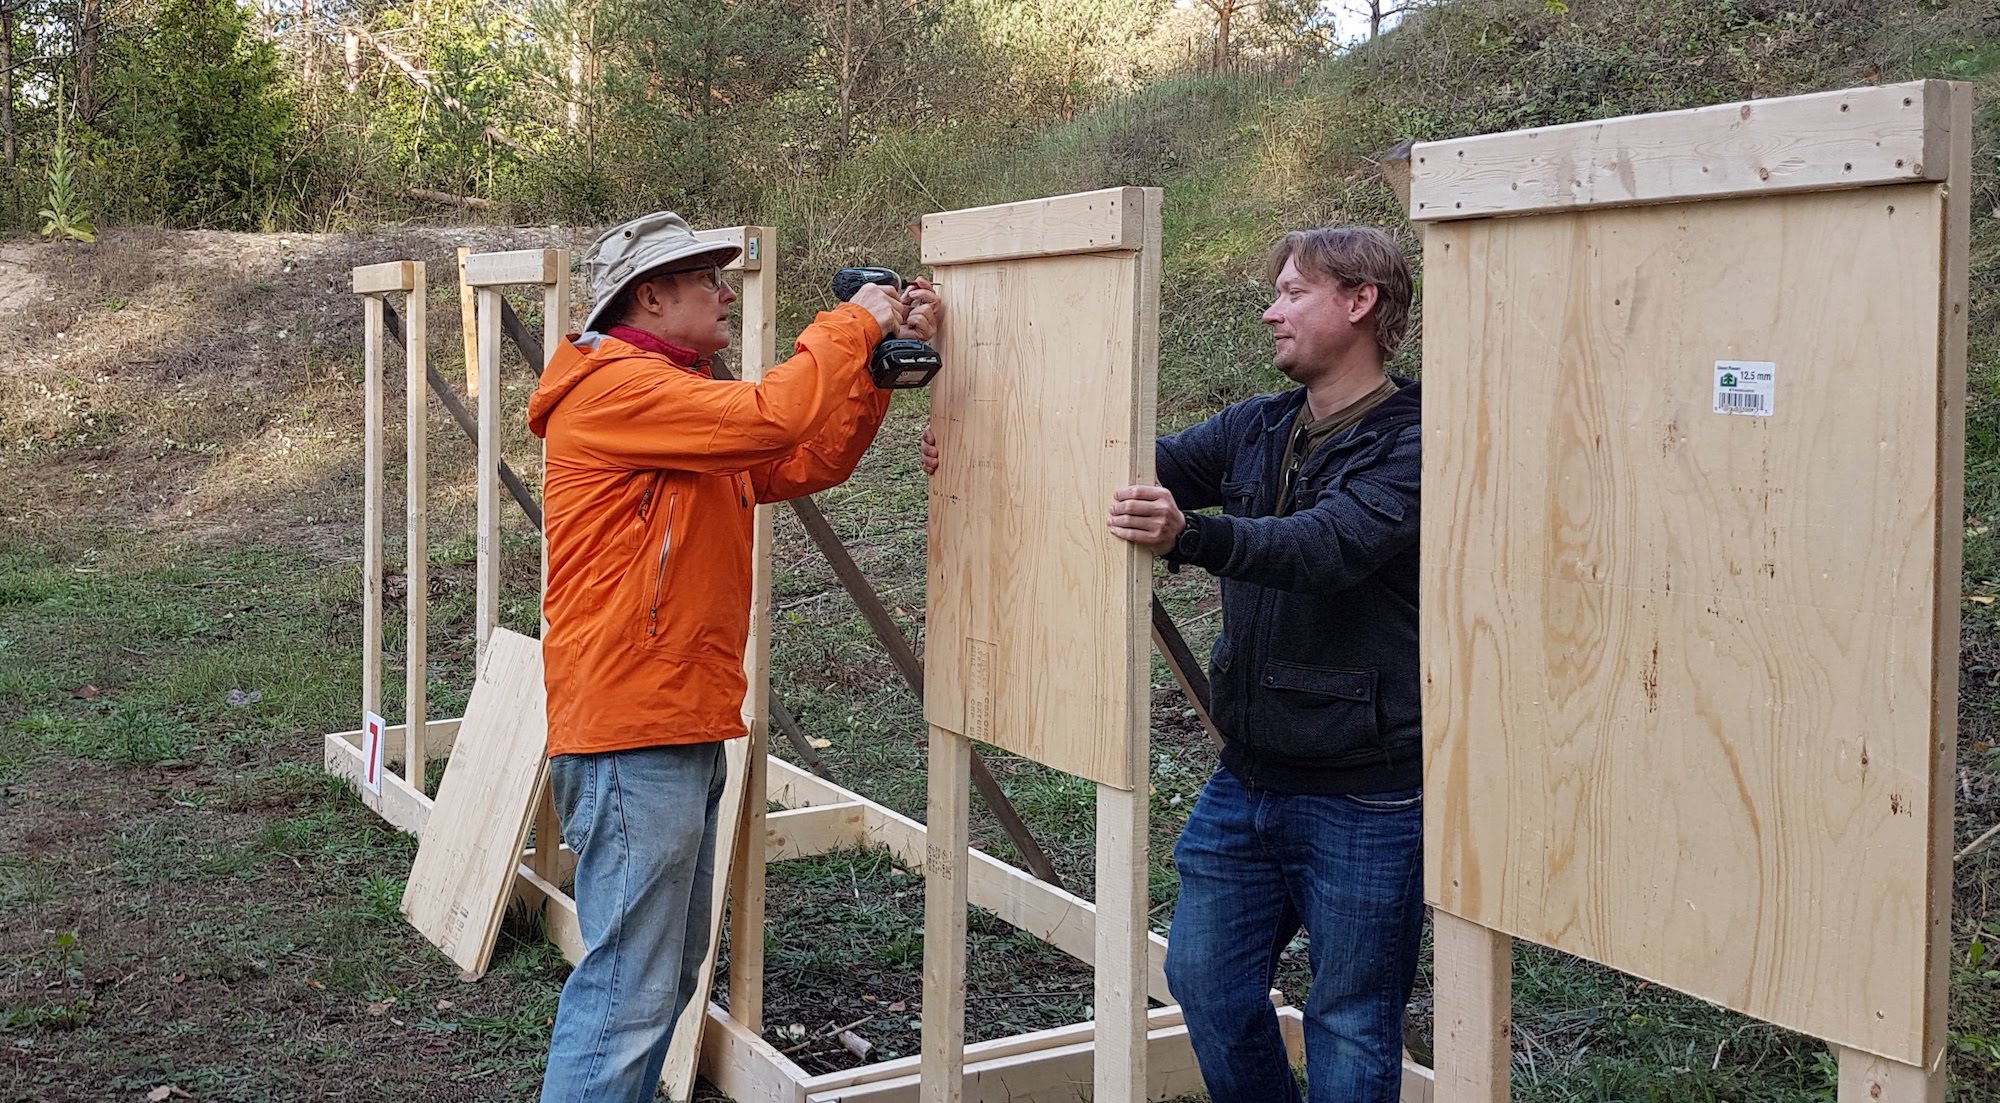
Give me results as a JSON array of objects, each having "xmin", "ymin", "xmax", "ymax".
[{"xmin": 1274, "ymin": 376, "xmax": 1398, "ymax": 516}]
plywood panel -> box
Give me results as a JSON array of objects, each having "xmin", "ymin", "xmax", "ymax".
[
  {"xmin": 400, "ymin": 628, "xmax": 548, "ymax": 977},
  {"xmin": 1421, "ymin": 183, "xmax": 1952, "ymax": 1062},
  {"xmin": 922, "ymin": 188, "xmax": 1160, "ymax": 789}
]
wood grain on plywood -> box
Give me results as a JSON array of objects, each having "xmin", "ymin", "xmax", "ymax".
[
  {"xmin": 400, "ymin": 628, "xmax": 549, "ymax": 977},
  {"xmin": 1421, "ymin": 184, "xmax": 1950, "ymax": 1063},
  {"xmin": 923, "ymin": 216, "xmax": 1158, "ymax": 789}
]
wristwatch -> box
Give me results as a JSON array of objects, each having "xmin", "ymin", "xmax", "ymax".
[{"xmin": 1171, "ymin": 514, "xmax": 1202, "ymax": 564}]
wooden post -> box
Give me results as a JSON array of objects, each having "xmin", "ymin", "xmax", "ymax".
[
  {"xmin": 528, "ymin": 254, "xmax": 569, "ymax": 890},
  {"xmin": 474, "ymin": 286, "xmax": 502, "ymax": 663},
  {"xmin": 921, "ymin": 725, "xmax": 971, "ymax": 1103},
  {"xmin": 1835, "ymin": 1049, "xmax": 1940, "ymax": 1103},
  {"xmin": 403, "ymin": 264, "xmax": 429, "ymax": 788},
  {"xmin": 1432, "ymin": 911, "xmax": 1511, "ymax": 1102},
  {"xmin": 361, "ymin": 293, "xmax": 385, "ymax": 727},
  {"xmin": 1095, "ymin": 782, "xmax": 1148, "ymax": 1103},
  {"xmin": 1829, "ymin": 80, "xmax": 1971, "ymax": 1103},
  {"xmin": 729, "ymin": 227, "xmax": 776, "ymax": 1032},
  {"xmin": 457, "ymin": 247, "xmax": 479, "ymax": 398}
]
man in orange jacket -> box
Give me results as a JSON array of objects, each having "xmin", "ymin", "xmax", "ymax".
[{"xmin": 528, "ymin": 211, "xmax": 938, "ymax": 1103}]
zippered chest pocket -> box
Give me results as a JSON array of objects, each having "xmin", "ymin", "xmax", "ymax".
[
  {"xmin": 629, "ymin": 472, "xmax": 664, "ymax": 547},
  {"xmin": 642, "ymin": 491, "xmax": 680, "ymax": 638}
]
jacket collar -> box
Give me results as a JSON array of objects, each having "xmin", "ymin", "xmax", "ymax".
[
  {"xmin": 605, "ymin": 324, "xmax": 707, "ymax": 370},
  {"xmin": 1246, "ymin": 376, "xmax": 1421, "ymax": 444}
]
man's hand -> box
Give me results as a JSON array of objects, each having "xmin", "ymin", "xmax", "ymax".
[
  {"xmin": 920, "ymin": 425, "xmax": 940, "ymax": 476},
  {"xmin": 1107, "ymin": 485, "xmax": 1185, "ymax": 555},
  {"xmin": 899, "ymin": 278, "xmax": 940, "ymax": 343},
  {"xmin": 850, "ymin": 281, "xmax": 909, "ymax": 338}
]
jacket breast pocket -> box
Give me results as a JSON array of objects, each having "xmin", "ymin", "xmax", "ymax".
[
  {"xmin": 1220, "ymin": 475, "xmax": 1260, "ymax": 517},
  {"xmin": 1254, "ymin": 661, "xmax": 1381, "ymax": 761}
]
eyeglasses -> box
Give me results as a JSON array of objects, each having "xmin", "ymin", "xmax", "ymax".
[{"xmin": 676, "ymin": 266, "xmax": 735, "ymax": 294}]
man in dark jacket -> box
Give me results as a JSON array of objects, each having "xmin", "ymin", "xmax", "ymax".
[{"xmin": 1103, "ymin": 225, "xmax": 1422, "ymax": 1103}]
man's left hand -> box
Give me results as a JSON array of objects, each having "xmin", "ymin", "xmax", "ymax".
[
  {"xmin": 1107, "ymin": 485, "xmax": 1185, "ymax": 555},
  {"xmin": 898, "ymin": 278, "xmax": 941, "ymax": 343}
]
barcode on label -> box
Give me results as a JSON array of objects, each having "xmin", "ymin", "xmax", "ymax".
[{"xmin": 1713, "ymin": 360, "xmax": 1776, "ymax": 417}]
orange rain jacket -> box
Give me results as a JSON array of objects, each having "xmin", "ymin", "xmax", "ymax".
[{"xmin": 526, "ymin": 303, "xmax": 889, "ymax": 758}]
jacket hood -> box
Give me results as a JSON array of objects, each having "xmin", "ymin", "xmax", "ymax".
[{"xmin": 528, "ymin": 333, "xmax": 685, "ymax": 438}]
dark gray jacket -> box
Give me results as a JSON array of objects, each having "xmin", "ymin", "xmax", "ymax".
[{"xmin": 1159, "ymin": 379, "xmax": 1421, "ymax": 794}]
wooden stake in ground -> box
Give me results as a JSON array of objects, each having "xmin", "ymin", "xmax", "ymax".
[{"xmin": 456, "ymin": 247, "xmax": 478, "ymax": 398}]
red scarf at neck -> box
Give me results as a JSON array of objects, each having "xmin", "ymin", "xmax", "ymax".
[{"xmin": 607, "ymin": 324, "xmax": 707, "ymax": 371}]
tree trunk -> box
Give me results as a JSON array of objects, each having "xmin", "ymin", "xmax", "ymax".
[
  {"xmin": 1370, "ymin": 0, "xmax": 1382, "ymax": 39},
  {"xmin": 837, "ymin": 0, "xmax": 854, "ymax": 160},
  {"xmin": 75, "ymin": 0, "xmax": 102, "ymax": 122},
  {"xmin": 1214, "ymin": 0, "xmax": 1230, "ymax": 71},
  {"xmin": 2, "ymin": 1, "xmax": 16, "ymax": 171},
  {"xmin": 301, "ymin": 0, "xmax": 316, "ymax": 95},
  {"xmin": 566, "ymin": 29, "xmax": 584, "ymax": 133},
  {"xmin": 1061, "ymin": 37, "xmax": 1077, "ymax": 123},
  {"xmin": 343, "ymin": 27, "xmax": 359, "ymax": 94}
]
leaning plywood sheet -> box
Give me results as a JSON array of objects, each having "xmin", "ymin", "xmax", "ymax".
[
  {"xmin": 1420, "ymin": 85, "xmax": 1966, "ymax": 1064},
  {"xmin": 921, "ymin": 187, "xmax": 1161, "ymax": 790},
  {"xmin": 402, "ymin": 627, "xmax": 549, "ymax": 978}
]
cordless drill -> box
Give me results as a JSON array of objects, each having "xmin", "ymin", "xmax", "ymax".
[{"xmin": 832, "ymin": 267, "xmax": 944, "ymax": 389}]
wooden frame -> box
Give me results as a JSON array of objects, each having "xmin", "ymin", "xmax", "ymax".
[
  {"xmin": 347, "ymin": 260, "xmax": 429, "ymax": 802},
  {"xmin": 1408, "ymin": 80, "xmax": 1951, "ymax": 221},
  {"xmin": 920, "ymin": 187, "xmax": 1163, "ymax": 1103},
  {"xmin": 1417, "ymin": 80, "xmax": 1970, "ymax": 1102},
  {"xmin": 326, "ymin": 230, "xmax": 1439, "ymax": 1102}
]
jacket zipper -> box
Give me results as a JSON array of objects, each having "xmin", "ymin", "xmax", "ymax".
[{"xmin": 647, "ymin": 492, "xmax": 678, "ymax": 636}]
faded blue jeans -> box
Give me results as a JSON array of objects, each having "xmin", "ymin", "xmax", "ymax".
[
  {"xmin": 539, "ymin": 741, "xmax": 729, "ymax": 1103},
  {"xmin": 1165, "ymin": 767, "xmax": 1424, "ymax": 1103}
]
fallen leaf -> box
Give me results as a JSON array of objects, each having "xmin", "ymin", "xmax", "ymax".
[
  {"xmin": 785, "ymin": 1022, "xmax": 807, "ymax": 1039},
  {"xmin": 435, "ymin": 999, "xmax": 455, "ymax": 1012},
  {"xmin": 886, "ymin": 1001, "xmax": 906, "ymax": 1013},
  {"xmin": 303, "ymin": 977, "xmax": 324, "ymax": 990},
  {"xmin": 366, "ymin": 998, "xmax": 395, "ymax": 1017},
  {"xmin": 1971, "ymin": 596, "xmax": 1996, "ymax": 606},
  {"xmin": 224, "ymin": 689, "xmax": 262, "ymax": 708},
  {"xmin": 148, "ymin": 1089, "xmax": 172, "ymax": 1102},
  {"xmin": 807, "ymin": 738, "xmax": 833, "ymax": 749},
  {"xmin": 71, "ymin": 685, "xmax": 101, "ymax": 700},
  {"xmin": 170, "ymin": 973, "xmax": 186, "ymax": 984}
]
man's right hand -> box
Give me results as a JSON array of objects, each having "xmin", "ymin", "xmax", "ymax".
[{"xmin": 850, "ymin": 281, "xmax": 909, "ymax": 338}]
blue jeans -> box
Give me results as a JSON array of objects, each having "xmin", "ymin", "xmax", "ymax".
[
  {"xmin": 1165, "ymin": 768, "xmax": 1424, "ymax": 1103},
  {"xmin": 539, "ymin": 741, "xmax": 729, "ymax": 1103}
]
